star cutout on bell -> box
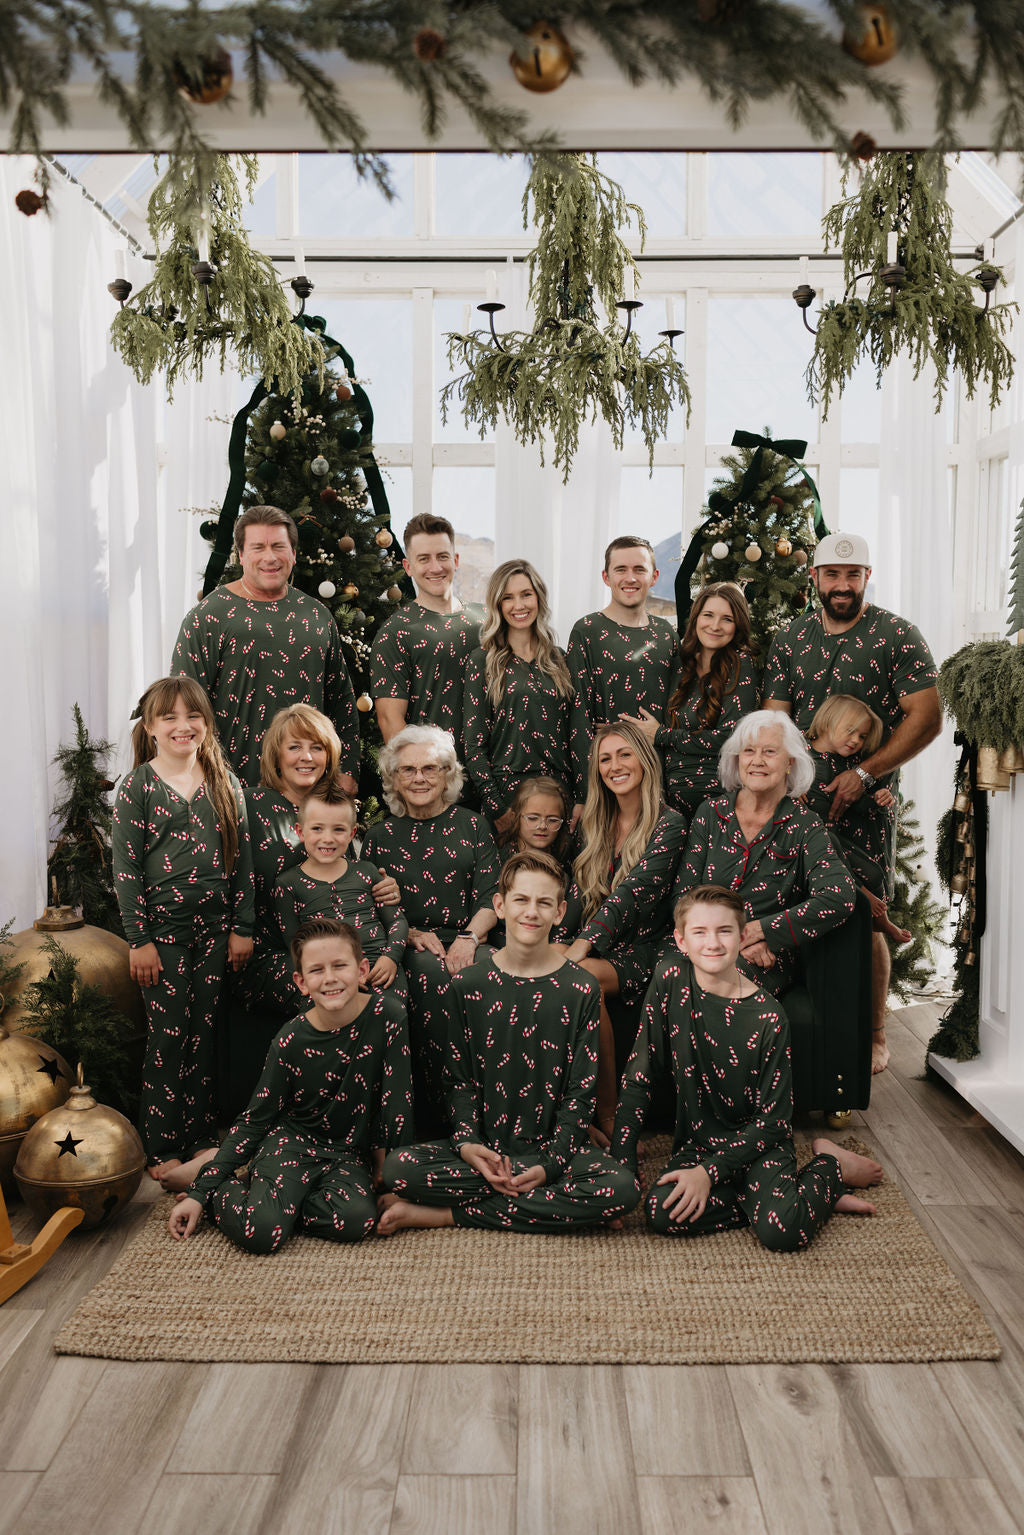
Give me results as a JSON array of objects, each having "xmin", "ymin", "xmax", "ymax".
[
  {"xmin": 55, "ymin": 1131, "xmax": 84, "ymax": 1158},
  {"xmin": 37, "ymin": 1054, "xmax": 65, "ymax": 1085}
]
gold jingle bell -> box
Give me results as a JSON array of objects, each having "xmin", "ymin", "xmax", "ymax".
[
  {"xmin": 510, "ymin": 21, "xmax": 574, "ymax": 93},
  {"xmin": 2, "ymin": 904, "xmax": 143, "ymax": 1033},
  {"xmin": 950, "ymin": 872, "xmax": 968, "ymax": 896},
  {"xmin": 975, "ymin": 745, "xmax": 1010, "ymax": 792},
  {"xmin": 14, "ymin": 1064, "xmax": 145, "ymax": 1230},
  {"xmin": 953, "ymin": 789, "xmax": 971, "ymax": 813},
  {"xmin": 997, "ymin": 743, "xmax": 1024, "ymax": 775},
  {"xmin": 0, "ymin": 1018, "xmax": 72, "ymax": 1195},
  {"xmin": 841, "ymin": 4, "xmax": 899, "ymax": 66}
]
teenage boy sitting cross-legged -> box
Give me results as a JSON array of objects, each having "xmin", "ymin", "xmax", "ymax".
[
  {"xmin": 612, "ymin": 885, "xmax": 882, "ymax": 1250},
  {"xmin": 378, "ymin": 851, "xmax": 641, "ymax": 1235}
]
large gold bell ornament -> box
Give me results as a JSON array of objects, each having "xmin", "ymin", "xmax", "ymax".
[
  {"xmin": 841, "ymin": 4, "xmax": 899, "ymax": 66},
  {"xmin": 1, "ymin": 906, "xmax": 142, "ymax": 1032},
  {"xmin": 997, "ymin": 743, "xmax": 1024, "ymax": 775},
  {"xmin": 976, "ymin": 745, "xmax": 1010, "ymax": 792},
  {"xmin": 14, "ymin": 1065, "xmax": 145, "ymax": 1230},
  {"xmin": 510, "ymin": 21, "xmax": 574, "ymax": 93},
  {"xmin": 0, "ymin": 1019, "xmax": 72, "ymax": 1195}
]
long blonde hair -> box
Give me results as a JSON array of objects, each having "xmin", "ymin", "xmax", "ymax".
[
  {"xmin": 131, "ymin": 677, "xmax": 241, "ymax": 875},
  {"xmin": 479, "ymin": 559, "xmax": 573, "ymax": 709},
  {"xmin": 574, "ymin": 721, "xmax": 665, "ymax": 923}
]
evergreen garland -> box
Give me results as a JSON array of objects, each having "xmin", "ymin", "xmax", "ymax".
[
  {"xmin": 110, "ymin": 154, "xmax": 322, "ymax": 398},
  {"xmin": 17, "ymin": 937, "xmax": 140, "ymax": 1116},
  {"xmin": 938, "ymin": 641, "xmax": 1024, "ymax": 749},
  {"xmin": 885, "ymin": 797, "xmax": 946, "ymax": 1003},
  {"xmin": 0, "ymin": 919, "xmax": 25, "ymax": 1011},
  {"xmin": 47, "ymin": 704, "xmax": 123, "ymax": 937},
  {"xmin": 928, "ymin": 757, "xmax": 983, "ymax": 1061},
  {"xmin": 1008, "ymin": 496, "xmax": 1024, "ymax": 637},
  {"xmin": 441, "ymin": 153, "xmax": 690, "ymax": 482},
  {"xmin": 808, "ymin": 152, "xmax": 1017, "ymax": 417}
]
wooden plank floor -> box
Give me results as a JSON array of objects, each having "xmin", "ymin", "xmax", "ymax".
[{"xmin": 1, "ymin": 1001, "xmax": 1023, "ymax": 1535}]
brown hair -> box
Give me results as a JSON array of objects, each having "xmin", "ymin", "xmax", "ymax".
[
  {"xmin": 234, "ymin": 505, "xmax": 298, "ymax": 557},
  {"xmin": 673, "ymin": 884, "xmax": 745, "ymax": 932},
  {"xmin": 479, "ymin": 560, "xmax": 573, "ymax": 708},
  {"xmin": 501, "ymin": 776, "xmax": 572, "ymax": 859},
  {"xmin": 403, "ymin": 513, "xmax": 455, "ymax": 547},
  {"xmin": 299, "ymin": 774, "xmax": 358, "ymax": 822},
  {"xmin": 290, "ymin": 917, "xmax": 363, "ymax": 971},
  {"xmin": 498, "ymin": 849, "xmax": 568, "ymax": 902},
  {"xmin": 604, "ymin": 535, "xmax": 656, "ymax": 573},
  {"xmin": 260, "ymin": 704, "xmax": 342, "ymax": 795},
  {"xmin": 131, "ymin": 677, "xmax": 241, "ymax": 875},
  {"xmin": 807, "ymin": 693, "xmax": 884, "ymax": 757},
  {"xmin": 669, "ymin": 582, "xmax": 754, "ymax": 731}
]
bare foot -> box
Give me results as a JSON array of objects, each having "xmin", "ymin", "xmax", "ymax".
[
  {"xmin": 147, "ymin": 1157, "xmax": 182, "ymax": 1183},
  {"xmin": 376, "ymin": 1190, "xmax": 400, "ymax": 1214},
  {"xmin": 812, "ymin": 1136, "xmax": 883, "ymax": 1187},
  {"xmin": 871, "ymin": 1029, "xmax": 890, "ymax": 1075},
  {"xmin": 606, "ymin": 1216, "xmax": 625, "ymax": 1231},
  {"xmin": 835, "ymin": 1193, "xmax": 876, "ymax": 1216},
  {"xmin": 874, "ymin": 912, "xmax": 913, "ymax": 944},
  {"xmin": 377, "ymin": 1199, "xmax": 455, "ymax": 1236},
  {"xmin": 159, "ymin": 1148, "xmax": 217, "ymax": 1192}
]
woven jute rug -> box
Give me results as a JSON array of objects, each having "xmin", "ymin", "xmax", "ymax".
[{"xmin": 54, "ymin": 1137, "xmax": 1000, "ymax": 1365}]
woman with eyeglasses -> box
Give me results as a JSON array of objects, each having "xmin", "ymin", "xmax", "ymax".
[
  {"xmin": 363, "ymin": 724, "xmax": 500, "ymax": 1131},
  {"xmin": 462, "ymin": 559, "xmax": 589, "ymax": 836}
]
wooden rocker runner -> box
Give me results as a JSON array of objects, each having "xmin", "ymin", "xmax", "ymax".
[{"xmin": 0, "ymin": 1183, "xmax": 83, "ymax": 1305}]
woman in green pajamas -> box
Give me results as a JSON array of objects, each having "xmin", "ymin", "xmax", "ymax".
[
  {"xmin": 463, "ymin": 560, "xmax": 589, "ymax": 834},
  {"xmin": 556, "ymin": 720, "xmax": 686, "ymax": 1143},
  {"xmin": 168, "ymin": 919, "xmax": 414, "ymax": 1251},
  {"xmin": 113, "ymin": 676, "xmax": 255, "ymax": 1181},
  {"xmin": 362, "ymin": 725, "xmax": 500, "ymax": 1132},
  {"xmin": 378, "ymin": 852, "xmax": 639, "ymax": 1235},
  {"xmin": 613, "ymin": 886, "xmax": 882, "ymax": 1247}
]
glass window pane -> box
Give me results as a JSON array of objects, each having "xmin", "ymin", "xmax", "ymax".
[
  {"xmin": 707, "ymin": 298, "xmax": 818, "ymax": 444},
  {"xmin": 619, "ymin": 468, "xmax": 684, "ymax": 620},
  {"xmin": 624, "ymin": 296, "xmax": 687, "ymax": 443},
  {"xmin": 314, "ymin": 299, "xmax": 413, "ymax": 441},
  {"xmin": 297, "ymin": 154, "xmax": 415, "ymax": 237},
  {"xmin": 434, "ymin": 468, "xmax": 496, "ymax": 604},
  {"xmin": 379, "ymin": 466, "xmax": 412, "ymax": 537},
  {"xmin": 241, "ymin": 167, "xmax": 277, "ymax": 237},
  {"xmin": 596, "ymin": 153, "xmax": 687, "ymax": 238},
  {"xmin": 435, "ymin": 153, "xmax": 532, "ymax": 236},
  {"xmin": 833, "ymin": 354, "xmax": 881, "ymax": 440},
  {"xmin": 708, "ymin": 153, "xmax": 822, "ymax": 237},
  {"xmin": 436, "ymin": 297, "xmax": 494, "ymax": 442}
]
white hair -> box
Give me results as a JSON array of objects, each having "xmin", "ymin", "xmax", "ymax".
[
  {"xmin": 377, "ymin": 724, "xmax": 466, "ymax": 815},
  {"xmin": 718, "ymin": 709, "xmax": 816, "ymax": 798}
]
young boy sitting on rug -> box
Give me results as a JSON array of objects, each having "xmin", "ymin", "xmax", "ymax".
[
  {"xmin": 612, "ymin": 885, "xmax": 882, "ymax": 1250},
  {"xmin": 167, "ymin": 918, "xmax": 414, "ymax": 1253},
  {"xmin": 377, "ymin": 851, "xmax": 641, "ymax": 1235}
]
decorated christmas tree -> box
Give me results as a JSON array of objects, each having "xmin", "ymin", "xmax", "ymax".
[
  {"xmin": 47, "ymin": 705, "xmax": 122, "ymax": 937},
  {"xmin": 682, "ymin": 430, "xmax": 821, "ymax": 652},
  {"xmin": 885, "ymin": 799, "xmax": 946, "ymax": 1003},
  {"xmin": 1008, "ymin": 495, "xmax": 1024, "ymax": 637},
  {"xmin": 200, "ymin": 325, "xmax": 410, "ymax": 766}
]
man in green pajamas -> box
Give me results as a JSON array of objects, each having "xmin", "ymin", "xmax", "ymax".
[
  {"xmin": 378, "ymin": 852, "xmax": 641, "ymax": 1234},
  {"xmin": 762, "ymin": 532, "xmax": 942, "ymax": 1074},
  {"xmin": 167, "ymin": 919, "xmax": 414, "ymax": 1251},
  {"xmin": 172, "ymin": 507, "xmax": 360, "ymax": 791},
  {"xmin": 613, "ymin": 886, "xmax": 882, "ymax": 1248},
  {"xmin": 370, "ymin": 513, "xmax": 484, "ymax": 768},
  {"xmin": 566, "ymin": 536, "xmax": 680, "ymax": 729}
]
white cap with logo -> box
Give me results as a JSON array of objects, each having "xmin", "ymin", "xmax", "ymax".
[{"xmin": 812, "ymin": 531, "xmax": 871, "ymax": 568}]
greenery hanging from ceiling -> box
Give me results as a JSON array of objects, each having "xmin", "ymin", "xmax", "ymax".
[
  {"xmin": 806, "ymin": 151, "xmax": 1017, "ymax": 417},
  {"xmin": 109, "ymin": 153, "xmax": 322, "ymax": 398},
  {"xmin": 9, "ymin": 3, "xmax": 1024, "ymax": 194},
  {"xmin": 440, "ymin": 152, "xmax": 690, "ymax": 481}
]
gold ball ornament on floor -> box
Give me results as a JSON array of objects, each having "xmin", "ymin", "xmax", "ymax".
[
  {"xmin": 1, "ymin": 907, "xmax": 142, "ymax": 1034},
  {"xmin": 14, "ymin": 1064, "xmax": 145, "ymax": 1230},
  {"xmin": 173, "ymin": 45, "xmax": 234, "ymax": 104},
  {"xmin": 510, "ymin": 21, "xmax": 574, "ymax": 93},
  {"xmin": 0, "ymin": 1019, "xmax": 72, "ymax": 1195},
  {"xmin": 356, "ymin": 694, "xmax": 374, "ymax": 713},
  {"xmin": 841, "ymin": 4, "xmax": 899, "ymax": 65}
]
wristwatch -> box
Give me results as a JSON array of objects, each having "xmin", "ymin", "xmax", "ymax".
[{"xmin": 854, "ymin": 766, "xmax": 876, "ymax": 791}]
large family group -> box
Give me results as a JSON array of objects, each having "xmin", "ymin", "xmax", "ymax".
[{"xmin": 111, "ymin": 506, "xmax": 941, "ymax": 1257}]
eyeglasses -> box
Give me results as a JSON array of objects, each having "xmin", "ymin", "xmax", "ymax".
[
  {"xmin": 395, "ymin": 764, "xmax": 444, "ymax": 783},
  {"xmin": 521, "ymin": 814, "xmax": 564, "ymax": 829}
]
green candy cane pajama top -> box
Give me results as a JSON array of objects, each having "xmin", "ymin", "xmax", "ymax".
[
  {"xmin": 113, "ymin": 764, "xmax": 255, "ymax": 1164},
  {"xmin": 806, "ymin": 749, "xmax": 891, "ymax": 900},
  {"xmin": 566, "ymin": 611, "xmax": 680, "ymax": 729},
  {"xmin": 188, "ymin": 992, "xmax": 414, "ymax": 1253},
  {"xmin": 272, "ymin": 861, "xmax": 410, "ymax": 1002},
  {"xmin": 655, "ymin": 652, "xmax": 761, "ymax": 816},
  {"xmin": 613, "ymin": 960, "xmax": 844, "ymax": 1249},
  {"xmin": 382, "ymin": 958, "xmax": 640, "ymax": 1230},
  {"xmin": 369, "ymin": 600, "xmax": 484, "ymax": 762},
  {"xmin": 171, "ymin": 587, "xmax": 360, "ymax": 788},
  {"xmin": 235, "ymin": 784, "xmax": 306, "ymax": 1019}
]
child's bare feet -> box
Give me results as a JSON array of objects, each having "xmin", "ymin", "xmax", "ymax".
[
  {"xmin": 147, "ymin": 1157, "xmax": 181, "ymax": 1183},
  {"xmin": 835, "ymin": 1193, "xmax": 877, "ymax": 1215},
  {"xmin": 871, "ymin": 1028, "xmax": 890, "ymax": 1075},
  {"xmin": 812, "ymin": 1137, "xmax": 883, "ymax": 1187},
  {"xmin": 377, "ymin": 1199, "xmax": 455, "ymax": 1236},
  {"xmin": 873, "ymin": 910, "xmax": 913, "ymax": 944},
  {"xmin": 159, "ymin": 1148, "xmax": 217, "ymax": 1191}
]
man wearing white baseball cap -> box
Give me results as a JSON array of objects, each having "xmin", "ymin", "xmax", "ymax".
[{"xmin": 763, "ymin": 531, "xmax": 942, "ymax": 1075}]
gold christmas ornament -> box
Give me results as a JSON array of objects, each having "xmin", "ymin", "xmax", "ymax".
[
  {"xmin": 744, "ymin": 544, "xmax": 763, "ymax": 563},
  {"xmin": 2, "ymin": 907, "xmax": 142, "ymax": 1033},
  {"xmin": 0, "ymin": 1021, "xmax": 72, "ymax": 1195},
  {"xmin": 997, "ymin": 743, "xmax": 1024, "ymax": 775},
  {"xmin": 387, "ymin": 584, "xmax": 403, "ymax": 603},
  {"xmin": 776, "ymin": 536, "xmax": 793, "ymax": 557},
  {"xmin": 826, "ymin": 1110, "xmax": 852, "ymax": 1131},
  {"xmin": 841, "ymin": 4, "xmax": 899, "ymax": 66},
  {"xmin": 14, "ymin": 1064, "xmax": 145, "ymax": 1230},
  {"xmin": 335, "ymin": 380, "xmax": 353, "ymax": 403},
  {"xmin": 356, "ymin": 694, "xmax": 374, "ymax": 713},
  {"xmin": 342, "ymin": 583, "xmax": 359, "ymax": 599},
  {"xmin": 173, "ymin": 45, "xmax": 234, "ymax": 104},
  {"xmin": 793, "ymin": 548, "xmax": 808, "ymax": 566},
  {"xmin": 510, "ymin": 21, "xmax": 574, "ymax": 93},
  {"xmin": 375, "ymin": 529, "xmax": 394, "ymax": 548},
  {"xmin": 976, "ymin": 745, "xmax": 1010, "ymax": 792},
  {"xmin": 338, "ymin": 535, "xmax": 356, "ymax": 554}
]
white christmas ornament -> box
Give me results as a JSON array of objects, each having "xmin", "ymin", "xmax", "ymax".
[
  {"xmin": 711, "ymin": 541, "xmax": 729, "ymax": 561},
  {"xmin": 318, "ymin": 580, "xmax": 337, "ymax": 599},
  {"xmin": 745, "ymin": 544, "xmax": 763, "ymax": 563},
  {"xmin": 311, "ymin": 455, "xmax": 330, "ymax": 476},
  {"xmin": 269, "ymin": 421, "xmax": 286, "ymax": 441}
]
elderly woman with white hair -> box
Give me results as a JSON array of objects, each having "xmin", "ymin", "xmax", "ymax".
[
  {"xmin": 362, "ymin": 724, "xmax": 500, "ymax": 1129},
  {"xmin": 674, "ymin": 709, "xmax": 857, "ymax": 996}
]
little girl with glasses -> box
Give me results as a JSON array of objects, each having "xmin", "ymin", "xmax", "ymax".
[{"xmin": 498, "ymin": 777, "xmax": 576, "ymax": 871}]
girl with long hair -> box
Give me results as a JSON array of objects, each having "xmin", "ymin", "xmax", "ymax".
[
  {"xmin": 556, "ymin": 720, "xmax": 686, "ymax": 1142},
  {"xmin": 112, "ymin": 676, "xmax": 255, "ymax": 1180},
  {"xmin": 623, "ymin": 582, "xmax": 760, "ymax": 815},
  {"xmin": 463, "ymin": 559, "xmax": 590, "ymax": 835},
  {"xmin": 498, "ymin": 776, "xmax": 575, "ymax": 869}
]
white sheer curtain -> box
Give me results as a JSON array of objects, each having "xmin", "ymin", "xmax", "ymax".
[
  {"xmin": 0, "ymin": 159, "xmax": 234, "ymax": 929},
  {"xmin": 493, "ymin": 263, "xmax": 621, "ymax": 647}
]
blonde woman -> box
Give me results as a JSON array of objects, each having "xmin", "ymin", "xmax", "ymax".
[
  {"xmin": 556, "ymin": 720, "xmax": 687, "ymax": 1142},
  {"xmin": 463, "ymin": 559, "xmax": 589, "ymax": 834}
]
